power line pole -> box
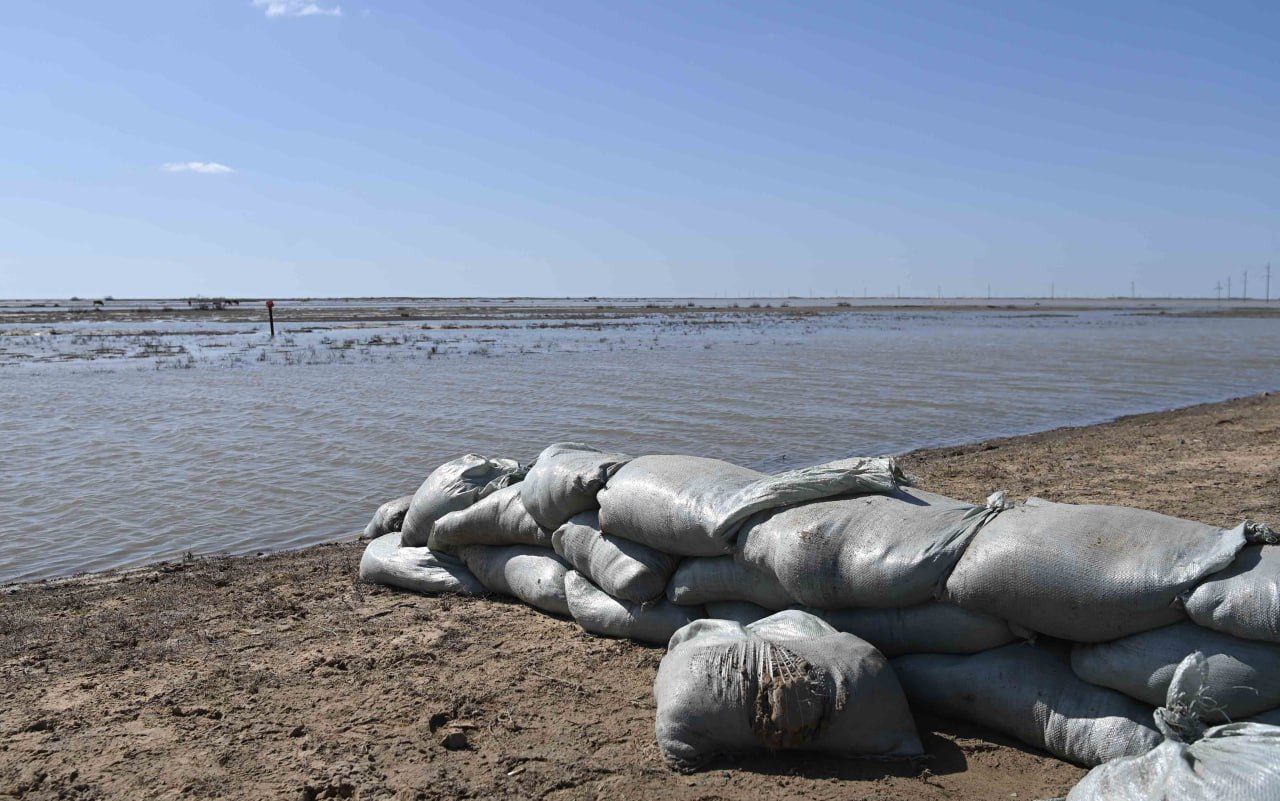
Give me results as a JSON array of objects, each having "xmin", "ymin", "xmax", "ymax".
[
  {"xmin": 1051, "ymin": 281, "xmax": 1055, "ymax": 300},
  {"xmin": 1131, "ymin": 280, "xmax": 1135, "ymax": 299},
  {"xmin": 987, "ymin": 282, "xmax": 991, "ymax": 300},
  {"xmin": 1216, "ymin": 280, "xmax": 1222, "ymax": 302},
  {"xmin": 1267, "ymin": 263, "xmax": 1272, "ymax": 302},
  {"xmin": 1228, "ymin": 275, "xmax": 1232, "ymax": 300},
  {"xmin": 1243, "ymin": 270, "xmax": 1249, "ymax": 300}
]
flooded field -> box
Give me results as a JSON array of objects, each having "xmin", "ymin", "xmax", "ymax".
[{"xmin": 3, "ymin": 298, "xmax": 1279, "ymax": 582}]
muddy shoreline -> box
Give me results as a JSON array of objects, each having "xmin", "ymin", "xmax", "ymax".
[{"xmin": 3, "ymin": 392, "xmax": 1278, "ymax": 800}]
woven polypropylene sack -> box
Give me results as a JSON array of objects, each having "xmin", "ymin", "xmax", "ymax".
[
  {"xmin": 654, "ymin": 610, "xmax": 923, "ymax": 769},
  {"xmin": 893, "ymin": 643, "xmax": 1161, "ymax": 767},
  {"xmin": 1070, "ymin": 621, "xmax": 1280, "ymax": 722},
  {"xmin": 459, "ymin": 544, "xmax": 570, "ymax": 616},
  {"xmin": 666, "ymin": 556, "xmax": 795, "ymax": 610},
  {"xmin": 565, "ymin": 571, "xmax": 703, "ymax": 645},
  {"xmin": 552, "ymin": 510, "xmax": 678, "ymax": 603},
  {"xmin": 816, "ymin": 602, "xmax": 1018, "ymax": 658},
  {"xmin": 400, "ymin": 454, "xmax": 524, "ymax": 546},
  {"xmin": 738, "ymin": 488, "xmax": 1000, "ymax": 609},
  {"xmin": 519, "ymin": 443, "xmax": 631, "ymax": 530},
  {"xmin": 1066, "ymin": 653, "xmax": 1280, "ymax": 800},
  {"xmin": 429, "ymin": 484, "xmax": 550, "ymax": 553},
  {"xmin": 596, "ymin": 454, "xmax": 902, "ymax": 556},
  {"xmin": 363, "ymin": 494, "xmax": 413, "ymax": 540},
  {"xmin": 943, "ymin": 499, "xmax": 1246, "ymax": 642},
  {"xmin": 358, "ymin": 532, "xmax": 485, "ymax": 595},
  {"xmin": 1187, "ymin": 545, "xmax": 1280, "ymax": 644},
  {"xmin": 703, "ymin": 601, "xmax": 773, "ymax": 626}
]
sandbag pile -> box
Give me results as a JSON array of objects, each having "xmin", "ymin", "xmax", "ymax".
[{"xmin": 359, "ymin": 443, "xmax": 1280, "ymax": 782}]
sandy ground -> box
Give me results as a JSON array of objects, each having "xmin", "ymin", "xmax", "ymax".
[{"xmin": 2, "ymin": 392, "xmax": 1278, "ymax": 801}]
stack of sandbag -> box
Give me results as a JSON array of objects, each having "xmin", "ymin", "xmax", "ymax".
[
  {"xmin": 1065, "ymin": 652, "xmax": 1280, "ymax": 800},
  {"xmin": 358, "ymin": 442, "xmax": 1280, "ymax": 783},
  {"xmin": 654, "ymin": 611, "xmax": 923, "ymax": 769}
]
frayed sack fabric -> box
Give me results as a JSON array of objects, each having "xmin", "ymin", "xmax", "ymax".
[
  {"xmin": 816, "ymin": 602, "xmax": 1018, "ymax": 658},
  {"xmin": 943, "ymin": 498, "xmax": 1246, "ymax": 642},
  {"xmin": 358, "ymin": 532, "xmax": 485, "ymax": 595},
  {"xmin": 597, "ymin": 455, "xmax": 903, "ymax": 556},
  {"xmin": 654, "ymin": 610, "xmax": 923, "ymax": 770},
  {"xmin": 738, "ymin": 489, "xmax": 1006, "ymax": 609},
  {"xmin": 565, "ymin": 571, "xmax": 703, "ymax": 645},
  {"xmin": 362, "ymin": 494, "xmax": 413, "ymax": 540},
  {"xmin": 400, "ymin": 454, "xmax": 525, "ymax": 546},
  {"xmin": 552, "ymin": 510, "xmax": 679, "ymax": 604},
  {"xmin": 1186, "ymin": 542, "xmax": 1280, "ymax": 644},
  {"xmin": 1066, "ymin": 653, "xmax": 1280, "ymax": 801},
  {"xmin": 519, "ymin": 443, "xmax": 631, "ymax": 530},
  {"xmin": 429, "ymin": 484, "xmax": 551, "ymax": 553},
  {"xmin": 666, "ymin": 556, "xmax": 796, "ymax": 610},
  {"xmin": 1070, "ymin": 621, "xmax": 1280, "ymax": 722},
  {"xmin": 893, "ymin": 643, "xmax": 1161, "ymax": 767},
  {"xmin": 459, "ymin": 544, "xmax": 571, "ymax": 616}
]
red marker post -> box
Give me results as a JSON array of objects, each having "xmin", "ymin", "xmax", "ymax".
[{"xmin": 266, "ymin": 299, "xmax": 275, "ymax": 338}]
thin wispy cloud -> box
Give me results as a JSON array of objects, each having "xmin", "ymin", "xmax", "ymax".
[
  {"xmin": 162, "ymin": 162, "xmax": 235, "ymax": 175},
  {"xmin": 252, "ymin": 0, "xmax": 342, "ymax": 18}
]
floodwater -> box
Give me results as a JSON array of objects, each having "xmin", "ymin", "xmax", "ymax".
[{"xmin": 3, "ymin": 305, "xmax": 1279, "ymax": 583}]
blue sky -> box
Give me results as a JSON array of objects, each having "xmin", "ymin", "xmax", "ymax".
[{"xmin": 1, "ymin": 1, "xmax": 1277, "ymax": 298}]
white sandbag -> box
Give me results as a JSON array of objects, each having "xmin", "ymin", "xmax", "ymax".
[
  {"xmin": 564, "ymin": 571, "xmax": 703, "ymax": 645},
  {"xmin": 703, "ymin": 601, "xmax": 773, "ymax": 626},
  {"xmin": 362, "ymin": 494, "xmax": 413, "ymax": 540},
  {"xmin": 655, "ymin": 610, "xmax": 923, "ymax": 769},
  {"xmin": 666, "ymin": 556, "xmax": 795, "ymax": 610},
  {"xmin": 459, "ymin": 544, "xmax": 570, "ymax": 616},
  {"xmin": 551, "ymin": 510, "xmax": 678, "ymax": 603},
  {"xmin": 400, "ymin": 454, "xmax": 524, "ymax": 546},
  {"xmin": 893, "ymin": 643, "xmax": 1161, "ymax": 767},
  {"xmin": 1187, "ymin": 543, "xmax": 1280, "ymax": 644},
  {"xmin": 816, "ymin": 602, "xmax": 1018, "ymax": 657},
  {"xmin": 520, "ymin": 443, "xmax": 631, "ymax": 530},
  {"xmin": 1070, "ymin": 621, "xmax": 1280, "ymax": 722},
  {"xmin": 428, "ymin": 484, "xmax": 550, "ymax": 552},
  {"xmin": 943, "ymin": 498, "xmax": 1246, "ymax": 642},
  {"xmin": 738, "ymin": 488, "xmax": 1005, "ymax": 609},
  {"xmin": 1066, "ymin": 653, "xmax": 1280, "ymax": 800},
  {"xmin": 358, "ymin": 532, "xmax": 485, "ymax": 595},
  {"xmin": 597, "ymin": 454, "xmax": 902, "ymax": 556}
]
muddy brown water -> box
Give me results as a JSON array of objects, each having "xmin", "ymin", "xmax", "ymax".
[{"xmin": 4, "ymin": 308, "xmax": 1280, "ymax": 583}]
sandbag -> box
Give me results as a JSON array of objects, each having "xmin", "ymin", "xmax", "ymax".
[
  {"xmin": 362, "ymin": 494, "xmax": 413, "ymax": 540},
  {"xmin": 1070, "ymin": 621, "xmax": 1280, "ymax": 722},
  {"xmin": 459, "ymin": 545, "xmax": 570, "ymax": 615},
  {"xmin": 565, "ymin": 571, "xmax": 703, "ymax": 645},
  {"xmin": 597, "ymin": 454, "xmax": 902, "ymax": 556},
  {"xmin": 655, "ymin": 610, "xmax": 923, "ymax": 769},
  {"xmin": 429, "ymin": 484, "xmax": 550, "ymax": 552},
  {"xmin": 943, "ymin": 498, "xmax": 1246, "ymax": 642},
  {"xmin": 552, "ymin": 510, "xmax": 678, "ymax": 603},
  {"xmin": 1187, "ymin": 544, "xmax": 1280, "ymax": 644},
  {"xmin": 816, "ymin": 602, "xmax": 1018, "ymax": 657},
  {"xmin": 666, "ymin": 556, "xmax": 795, "ymax": 610},
  {"xmin": 520, "ymin": 443, "xmax": 631, "ymax": 530},
  {"xmin": 358, "ymin": 532, "xmax": 485, "ymax": 595},
  {"xmin": 703, "ymin": 601, "xmax": 773, "ymax": 626},
  {"xmin": 400, "ymin": 454, "xmax": 524, "ymax": 546},
  {"xmin": 1066, "ymin": 653, "xmax": 1280, "ymax": 800},
  {"xmin": 738, "ymin": 488, "xmax": 1004, "ymax": 609},
  {"xmin": 893, "ymin": 643, "xmax": 1161, "ymax": 767}
]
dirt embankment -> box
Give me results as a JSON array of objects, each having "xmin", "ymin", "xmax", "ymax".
[{"xmin": 2, "ymin": 393, "xmax": 1278, "ymax": 801}]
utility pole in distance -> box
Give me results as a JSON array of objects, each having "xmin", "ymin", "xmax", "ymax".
[
  {"xmin": 1216, "ymin": 280, "xmax": 1222, "ymax": 302},
  {"xmin": 1267, "ymin": 263, "xmax": 1272, "ymax": 302},
  {"xmin": 1244, "ymin": 270, "xmax": 1249, "ymax": 300},
  {"xmin": 1228, "ymin": 275, "xmax": 1232, "ymax": 300}
]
